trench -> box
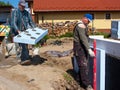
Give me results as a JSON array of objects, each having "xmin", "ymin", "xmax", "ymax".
[{"xmin": 105, "ymin": 54, "xmax": 120, "ymax": 90}]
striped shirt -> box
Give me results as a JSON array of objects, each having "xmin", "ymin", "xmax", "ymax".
[{"xmin": 11, "ymin": 8, "xmax": 36, "ymax": 32}]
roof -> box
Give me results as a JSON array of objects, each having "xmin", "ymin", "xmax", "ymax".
[{"xmin": 33, "ymin": 0, "xmax": 120, "ymax": 12}]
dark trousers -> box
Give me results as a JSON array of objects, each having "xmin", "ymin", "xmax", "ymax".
[
  {"xmin": 73, "ymin": 42, "xmax": 92, "ymax": 88},
  {"xmin": 76, "ymin": 56, "xmax": 91, "ymax": 88},
  {"xmin": 20, "ymin": 43, "xmax": 29, "ymax": 61},
  {"xmin": 12, "ymin": 30, "xmax": 29, "ymax": 61}
]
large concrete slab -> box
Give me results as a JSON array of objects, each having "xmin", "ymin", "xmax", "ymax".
[{"xmin": 13, "ymin": 27, "xmax": 48, "ymax": 45}]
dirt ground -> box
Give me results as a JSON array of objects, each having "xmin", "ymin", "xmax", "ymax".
[{"xmin": 0, "ymin": 38, "xmax": 84, "ymax": 90}]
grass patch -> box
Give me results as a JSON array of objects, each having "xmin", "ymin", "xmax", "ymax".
[
  {"xmin": 58, "ymin": 32, "xmax": 73, "ymax": 38},
  {"xmin": 91, "ymin": 32, "xmax": 111, "ymax": 38},
  {"xmin": 0, "ymin": 1, "xmax": 12, "ymax": 6},
  {"xmin": 63, "ymin": 73, "xmax": 73, "ymax": 83}
]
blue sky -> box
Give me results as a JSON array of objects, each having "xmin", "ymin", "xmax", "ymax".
[{"xmin": 0, "ymin": 0, "xmax": 20, "ymax": 8}]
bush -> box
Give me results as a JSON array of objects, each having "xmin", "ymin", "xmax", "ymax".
[
  {"xmin": 91, "ymin": 32, "xmax": 111, "ymax": 38},
  {"xmin": 58, "ymin": 32, "xmax": 73, "ymax": 38},
  {"xmin": 0, "ymin": 1, "xmax": 11, "ymax": 6}
]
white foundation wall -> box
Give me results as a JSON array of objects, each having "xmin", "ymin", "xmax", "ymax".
[{"xmin": 89, "ymin": 35, "xmax": 120, "ymax": 90}]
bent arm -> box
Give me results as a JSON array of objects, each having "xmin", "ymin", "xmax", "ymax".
[
  {"xmin": 77, "ymin": 25, "xmax": 90, "ymax": 51},
  {"xmin": 11, "ymin": 10, "xmax": 19, "ymax": 33}
]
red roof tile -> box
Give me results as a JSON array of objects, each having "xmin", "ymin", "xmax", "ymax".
[{"xmin": 33, "ymin": 0, "xmax": 120, "ymax": 12}]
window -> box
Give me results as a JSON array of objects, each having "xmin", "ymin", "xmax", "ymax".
[
  {"xmin": 106, "ymin": 13, "xmax": 111, "ymax": 19},
  {"xmin": 91, "ymin": 13, "xmax": 94, "ymax": 20},
  {"xmin": 42, "ymin": 16, "xmax": 44, "ymax": 23}
]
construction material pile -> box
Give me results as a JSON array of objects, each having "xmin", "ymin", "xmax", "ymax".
[
  {"xmin": 0, "ymin": 25, "xmax": 10, "ymax": 36},
  {"xmin": 13, "ymin": 27, "xmax": 48, "ymax": 45},
  {"xmin": 38, "ymin": 21, "xmax": 78, "ymax": 36}
]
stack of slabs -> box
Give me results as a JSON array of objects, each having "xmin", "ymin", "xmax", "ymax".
[
  {"xmin": 111, "ymin": 20, "xmax": 120, "ymax": 39},
  {"xmin": 13, "ymin": 27, "xmax": 48, "ymax": 45}
]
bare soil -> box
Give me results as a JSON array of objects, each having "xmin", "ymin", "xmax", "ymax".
[{"xmin": 0, "ymin": 38, "xmax": 84, "ymax": 90}]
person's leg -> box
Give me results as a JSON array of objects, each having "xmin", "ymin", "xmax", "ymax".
[
  {"xmin": 15, "ymin": 43, "xmax": 21, "ymax": 59},
  {"xmin": 20, "ymin": 43, "xmax": 31, "ymax": 65},
  {"xmin": 12, "ymin": 31, "xmax": 21, "ymax": 59},
  {"xmin": 4, "ymin": 36, "xmax": 9, "ymax": 57},
  {"xmin": 20, "ymin": 43, "xmax": 29, "ymax": 61},
  {"xmin": 77, "ymin": 56, "xmax": 93, "ymax": 90}
]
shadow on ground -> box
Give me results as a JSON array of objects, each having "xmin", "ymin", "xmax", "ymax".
[
  {"xmin": 31, "ymin": 55, "xmax": 47, "ymax": 65},
  {"xmin": 0, "ymin": 55, "xmax": 47, "ymax": 68}
]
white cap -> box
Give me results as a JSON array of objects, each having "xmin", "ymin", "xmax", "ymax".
[{"xmin": 19, "ymin": 0, "xmax": 26, "ymax": 7}]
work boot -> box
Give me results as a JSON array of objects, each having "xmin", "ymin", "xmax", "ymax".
[
  {"xmin": 86, "ymin": 85, "xmax": 93, "ymax": 90},
  {"xmin": 20, "ymin": 60, "xmax": 31, "ymax": 65}
]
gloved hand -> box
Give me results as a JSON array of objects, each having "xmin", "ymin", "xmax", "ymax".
[
  {"xmin": 88, "ymin": 49, "xmax": 95, "ymax": 57},
  {"xmin": 17, "ymin": 30, "xmax": 21, "ymax": 34}
]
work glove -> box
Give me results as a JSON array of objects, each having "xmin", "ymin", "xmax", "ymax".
[
  {"xmin": 17, "ymin": 30, "xmax": 21, "ymax": 34},
  {"xmin": 88, "ymin": 49, "xmax": 95, "ymax": 57}
]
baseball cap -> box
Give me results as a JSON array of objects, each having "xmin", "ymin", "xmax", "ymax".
[
  {"xmin": 19, "ymin": 0, "xmax": 26, "ymax": 7},
  {"xmin": 84, "ymin": 14, "xmax": 93, "ymax": 22}
]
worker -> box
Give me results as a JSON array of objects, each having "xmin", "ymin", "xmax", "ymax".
[
  {"xmin": 11, "ymin": 0, "xmax": 36, "ymax": 65},
  {"xmin": 73, "ymin": 14, "xmax": 95, "ymax": 90}
]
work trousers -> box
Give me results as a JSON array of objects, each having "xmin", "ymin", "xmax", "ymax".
[
  {"xmin": 12, "ymin": 30, "xmax": 30, "ymax": 61},
  {"xmin": 76, "ymin": 56, "xmax": 91, "ymax": 87},
  {"xmin": 73, "ymin": 43, "xmax": 91, "ymax": 87},
  {"xmin": 20, "ymin": 43, "xmax": 29, "ymax": 61},
  {"xmin": 15, "ymin": 43, "xmax": 29, "ymax": 61}
]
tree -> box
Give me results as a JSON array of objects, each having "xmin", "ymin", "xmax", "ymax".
[{"xmin": 0, "ymin": 1, "xmax": 11, "ymax": 6}]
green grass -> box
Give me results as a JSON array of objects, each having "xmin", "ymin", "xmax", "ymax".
[
  {"xmin": 91, "ymin": 32, "xmax": 111, "ymax": 38},
  {"xmin": 0, "ymin": 1, "xmax": 12, "ymax": 6},
  {"xmin": 58, "ymin": 32, "xmax": 73, "ymax": 38},
  {"xmin": 63, "ymin": 73, "xmax": 73, "ymax": 83}
]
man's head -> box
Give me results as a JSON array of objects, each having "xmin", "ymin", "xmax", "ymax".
[
  {"xmin": 18, "ymin": 0, "xmax": 26, "ymax": 11},
  {"xmin": 84, "ymin": 14, "xmax": 93, "ymax": 22},
  {"xmin": 82, "ymin": 14, "xmax": 93, "ymax": 25}
]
